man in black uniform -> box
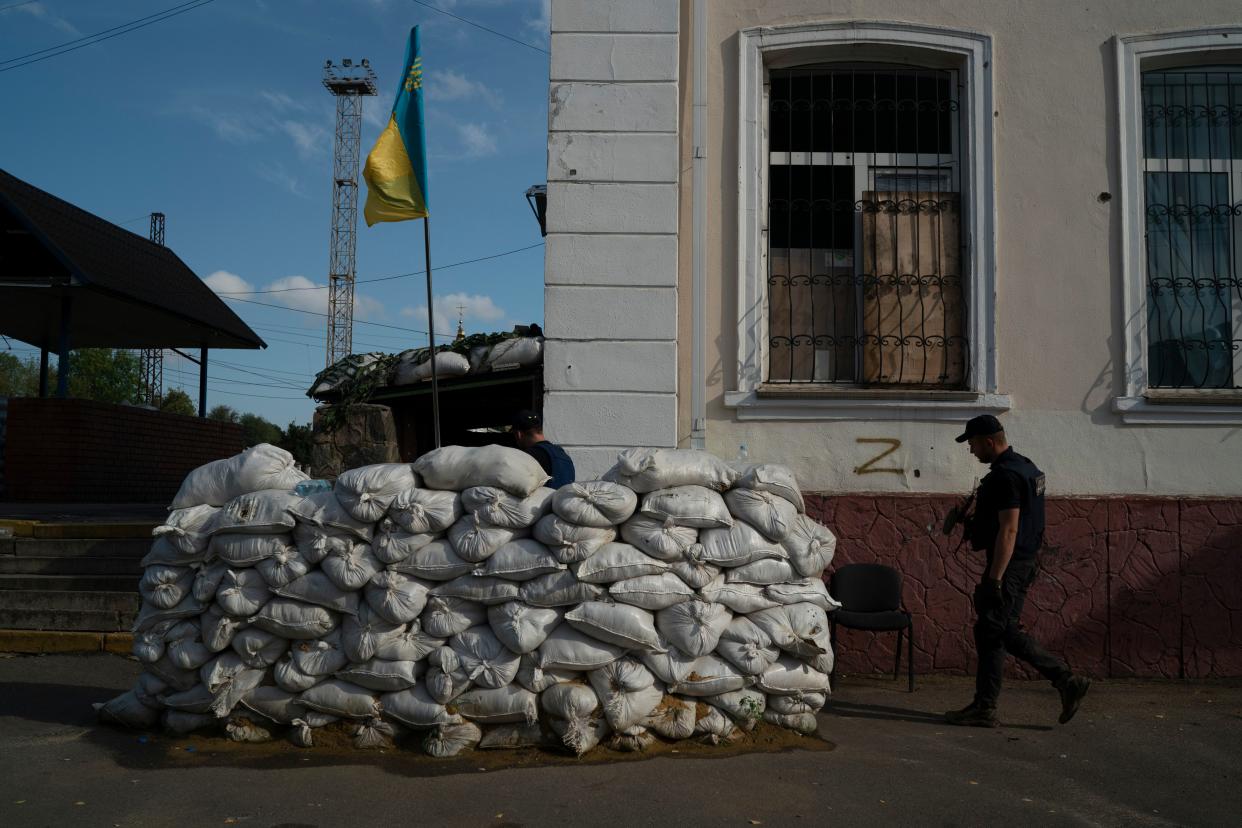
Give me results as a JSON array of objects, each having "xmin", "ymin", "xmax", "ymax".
[{"xmin": 945, "ymin": 415, "xmax": 1090, "ymax": 727}]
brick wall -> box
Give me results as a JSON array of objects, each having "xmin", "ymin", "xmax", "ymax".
[
  {"xmin": 811, "ymin": 494, "xmax": 1242, "ymax": 679},
  {"xmin": 2, "ymin": 398, "xmax": 244, "ymax": 503}
]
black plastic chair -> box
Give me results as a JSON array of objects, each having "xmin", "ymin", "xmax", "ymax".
[{"xmin": 829, "ymin": 563, "xmax": 914, "ymax": 692}]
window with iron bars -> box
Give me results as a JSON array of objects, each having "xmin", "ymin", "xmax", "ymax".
[
  {"xmin": 1142, "ymin": 66, "xmax": 1242, "ymax": 390},
  {"xmin": 767, "ymin": 64, "xmax": 969, "ymax": 387}
]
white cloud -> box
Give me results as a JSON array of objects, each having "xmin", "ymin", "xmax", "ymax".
[
  {"xmin": 11, "ymin": 2, "xmax": 80, "ymax": 36},
  {"xmin": 524, "ymin": 0, "xmax": 550, "ymax": 36},
  {"xmin": 188, "ymin": 105, "xmax": 260, "ymax": 144},
  {"xmin": 405, "ymin": 292, "xmax": 506, "ymax": 336},
  {"xmin": 457, "ymin": 122, "xmax": 498, "ymax": 157},
  {"xmin": 429, "ymin": 70, "xmax": 500, "ymax": 108},
  {"xmin": 278, "ymin": 120, "xmax": 329, "ymax": 158},
  {"xmin": 258, "ymin": 90, "xmax": 308, "ymax": 113},
  {"xmin": 263, "ymin": 275, "xmax": 385, "ymax": 320},
  {"xmin": 255, "ymin": 161, "xmax": 307, "ymax": 198},
  {"xmin": 203, "ymin": 270, "xmax": 254, "ymax": 294}
]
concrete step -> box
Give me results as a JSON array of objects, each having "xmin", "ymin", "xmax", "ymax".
[
  {"xmin": 0, "ymin": 574, "xmax": 141, "ymax": 591},
  {"xmin": 0, "ymin": 555, "xmax": 143, "ymax": 576},
  {"xmin": 0, "ymin": 589, "xmax": 140, "ymax": 613},
  {"xmin": 0, "ymin": 607, "xmax": 137, "ymax": 632},
  {"xmin": 0, "ymin": 538, "xmax": 149, "ymax": 558}
]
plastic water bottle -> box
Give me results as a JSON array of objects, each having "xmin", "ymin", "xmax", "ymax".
[
  {"xmin": 294, "ymin": 479, "xmax": 332, "ymax": 496},
  {"xmin": 736, "ymin": 443, "xmax": 750, "ymax": 463}
]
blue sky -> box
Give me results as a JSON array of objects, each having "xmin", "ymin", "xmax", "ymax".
[{"xmin": 0, "ymin": 0, "xmax": 550, "ymax": 426}]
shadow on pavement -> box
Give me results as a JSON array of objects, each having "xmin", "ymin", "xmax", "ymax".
[
  {"xmin": 0, "ymin": 681, "xmax": 121, "ymax": 727},
  {"xmin": 826, "ymin": 699, "xmax": 1054, "ymax": 731}
]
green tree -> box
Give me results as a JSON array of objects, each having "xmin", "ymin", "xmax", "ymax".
[
  {"xmin": 159, "ymin": 388, "xmax": 197, "ymax": 417},
  {"xmin": 67, "ymin": 348, "xmax": 143, "ymax": 405},
  {"xmin": 208, "ymin": 404, "xmax": 239, "ymax": 423},
  {"xmin": 239, "ymin": 412, "xmax": 283, "ymax": 448},
  {"xmin": 0, "ymin": 352, "xmax": 40, "ymax": 397},
  {"xmin": 279, "ymin": 421, "xmax": 314, "ymax": 467}
]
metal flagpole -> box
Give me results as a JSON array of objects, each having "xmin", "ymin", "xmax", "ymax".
[{"xmin": 423, "ymin": 215, "xmax": 441, "ymax": 448}]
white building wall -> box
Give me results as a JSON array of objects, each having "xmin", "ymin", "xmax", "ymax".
[{"xmin": 543, "ymin": 0, "xmax": 681, "ymax": 479}]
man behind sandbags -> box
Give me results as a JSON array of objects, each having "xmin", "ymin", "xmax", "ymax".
[{"xmin": 511, "ymin": 410, "xmax": 575, "ymax": 489}]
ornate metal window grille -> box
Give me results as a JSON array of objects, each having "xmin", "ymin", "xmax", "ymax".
[
  {"xmin": 766, "ymin": 64, "xmax": 968, "ymax": 387},
  {"xmin": 1142, "ymin": 67, "xmax": 1242, "ymax": 389}
]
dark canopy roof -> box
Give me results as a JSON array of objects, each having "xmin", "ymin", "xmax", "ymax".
[{"xmin": 0, "ymin": 168, "xmax": 265, "ymax": 351}]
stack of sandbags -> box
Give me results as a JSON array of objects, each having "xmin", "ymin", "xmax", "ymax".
[{"xmin": 97, "ymin": 444, "xmax": 839, "ymax": 756}]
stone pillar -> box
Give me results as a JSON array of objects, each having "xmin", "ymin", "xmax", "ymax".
[{"xmin": 310, "ymin": 404, "xmax": 400, "ymax": 478}]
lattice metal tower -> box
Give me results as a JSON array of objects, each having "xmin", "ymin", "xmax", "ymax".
[
  {"xmin": 322, "ymin": 58, "xmax": 378, "ymax": 367},
  {"xmin": 138, "ymin": 212, "xmax": 166, "ymax": 405}
]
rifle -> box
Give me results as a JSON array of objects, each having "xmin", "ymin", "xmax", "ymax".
[{"xmin": 941, "ymin": 481, "xmax": 979, "ymax": 551}]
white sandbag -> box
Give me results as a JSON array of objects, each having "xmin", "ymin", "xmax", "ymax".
[
  {"xmin": 693, "ymin": 705, "xmax": 739, "ymax": 744},
  {"xmin": 758, "ymin": 655, "xmax": 832, "ymax": 695},
  {"xmin": 715, "ymin": 616, "xmax": 779, "ymax": 675},
  {"xmin": 132, "ymin": 594, "xmax": 205, "ymax": 633},
  {"xmin": 572, "ymin": 542, "xmax": 668, "ymax": 584},
  {"xmin": 414, "ymin": 445, "xmax": 550, "ymax": 497},
  {"xmin": 604, "ymin": 448, "xmax": 740, "ymax": 493},
  {"xmin": 765, "ymin": 577, "xmax": 841, "ymax": 612},
  {"xmin": 160, "ymin": 683, "xmax": 216, "ymax": 715},
  {"xmin": 748, "ymin": 603, "xmax": 830, "ymax": 660},
  {"xmin": 132, "ymin": 622, "xmax": 171, "ymax": 663},
  {"xmin": 365, "ymin": 570, "xmax": 432, "ymax": 624},
  {"xmin": 342, "ymin": 605, "xmax": 404, "ymax": 662},
  {"xmin": 472, "ymin": 539, "xmax": 564, "ymax": 581},
  {"xmin": 540, "ymin": 682, "xmax": 609, "ymax": 756},
  {"xmin": 320, "ymin": 543, "xmax": 381, "ymax": 591},
  {"xmin": 139, "ymin": 565, "xmax": 194, "ymax": 610},
  {"xmin": 452, "ymin": 685, "xmax": 539, "ymax": 724},
  {"xmin": 394, "ymin": 349, "xmax": 471, "ymax": 385},
  {"xmin": 422, "ymin": 721, "xmax": 482, "ymax": 758},
  {"xmin": 382, "ymin": 685, "xmax": 464, "ymax": 728},
  {"xmin": 421, "ymin": 595, "xmax": 487, "ymax": 638},
  {"xmin": 299, "ymin": 679, "xmax": 381, "ymax": 719},
  {"xmin": 215, "ymin": 569, "xmax": 271, "ymax": 617},
  {"xmin": 250, "ymin": 598, "xmax": 337, "ymax": 640},
  {"xmin": 537, "ymin": 625, "xmax": 626, "ymax": 672},
  {"xmin": 704, "ymin": 686, "xmax": 767, "ymax": 730},
  {"xmin": 565, "ymin": 601, "xmax": 663, "ymax": 652},
  {"xmin": 336, "ymin": 657, "xmax": 422, "ymax": 691},
  {"xmin": 273, "ymin": 655, "xmax": 320, "ymax": 693},
  {"xmin": 193, "ymin": 562, "xmax": 229, "ymax": 603},
  {"xmin": 641, "ymin": 486, "xmax": 734, "ymax": 529},
  {"xmin": 167, "ymin": 633, "xmax": 213, "ymax": 671},
  {"xmin": 288, "ymin": 490, "xmax": 374, "ymax": 540},
  {"xmin": 642, "ymin": 695, "xmax": 696, "ymax": 740},
  {"xmin": 519, "ymin": 570, "xmax": 605, "ymax": 607},
  {"xmin": 448, "ymin": 514, "xmax": 526, "ymax": 563},
  {"xmin": 724, "ymin": 488, "xmax": 799, "ymax": 541},
  {"xmin": 767, "ymin": 691, "xmax": 827, "ymax": 715},
  {"xmin": 478, "ymin": 723, "xmax": 550, "ymax": 750},
  {"xmin": 200, "ymin": 605, "xmax": 247, "ymax": 653},
  {"xmin": 431, "ymin": 575, "xmax": 520, "ymax": 605},
  {"xmin": 733, "ymin": 463, "xmax": 806, "ymax": 513},
  {"xmin": 151, "ymin": 504, "xmax": 219, "ymax": 559},
  {"xmin": 780, "ymin": 514, "xmax": 838, "ymax": 577},
  {"xmin": 231, "ymin": 626, "xmax": 288, "ymax": 668},
  {"xmin": 486, "ymin": 336, "xmax": 542, "ymax": 369},
  {"xmin": 142, "ymin": 535, "xmax": 206, "ymax": 568},
  {"xmin": 587, "ymin": 657, "xmax": 663, "ymax": 733},
  {"xmin": 667, "ymin": 654, "xmax": 750, "ymax": 697},
  {"xmin": 351, "ymin": 717, "xmax": 400, "ymax": 749},
  {"xmin": 637, "ymin": 634, "xmax": 699, "ymax": 685},
  {"xmin": 291, "ymin": 522, "xmax": 353, "ymax": 566},
  {"xmin": 375, "ymin": 626, "xmax": 445, "ymax": 662},
  {"xmin": 655, "ymin": 600, "xmax": 731, "ymax": 657},
  {"xmin": 371, "ymin": 519, "xmax": 436, "ymax": 565},
  {"xmin": 200, "ymin": 653, "xmax": 265, "ymax": 716},
  {"xmin": 698, "ymin": 521, "xmax": 788, "ymax": 568},
  {"xmin": 170, "ymin": 443, "xmax": 307, "ymax": 509},
  {"xmin": 291, "ymin": 630, "xmax": 349, "ymax": 676},
  {"xmin": 387, "ymin": 488, "xmax": 462, "ymax": 535},
  {"xmin": 240, "ymin": 686, "xmax": 308, "ymax": 724},
  {"xmin": 725, "ymin": 558, "xmax": 796, "ymax": 585},
  {"xmin": 450, "ymin": 627, "xmax": 522, "ymax": 688},
  {"xmin": 487, "ymin": 602, "xmax": 563, "ymax": 654},
  {"xmin": 425, "ymin": 646, "xmax": 473, "ymax": 704},
  {"xmin": 275, "ymin": 571, "xmax": 361, "ymax": 615},
  {"xmin": 256, "ymin": 544, "xmax": 310, "ymax": 589},
  {"xmin": 698, "ymin": 576, "xmax": 780, "ymax": 614},
  {"xmin": 209, "ymin": 490, "xmax": 299, "ymax": 535},
  {"xmin": 552, "ymin": 481, "xmax": 638, "ymax": 528},
  {"xmin": 533, "ymin": 514, "xmax": 615, "ymax": 564},
  {"xmin": 334, "ymin": 463, "xmax": 418, "ymax": 523},
  {"xmin": 133, "ymin": 671, "xmax": 169, "ymax": 708},
  {"xmin": 516, "ymin": 653, "xmax": 577, "ymax": 693},
  {"xmin": 668, "ymin": 555, "xmax": 720, "ymax": 590},
  {"xmin": 210, "ymin": 534, "xmax": 290, "ymax": 568},
  {"xmin": 608, "ymin": 572, "xmax": 694, "ymax": 611},
  {"xmin": 163, "ymin": 709, "xmax": 217, "ymax": 735},
  {"xmin": 389, "ymin": 539, "xmax": 474, "ymax": 581},
  {"xmin": 94, "ymin": 690, "xmax": 162, "ymax": 729},
  {"xmin": 763, "ymin": 710, "xmax": 819, "ymax": 734},
  {"xmin": 618, "ymin": 515, "xmax": 698, "ymax": 562},
  {"xmin": 461, "ymin": 486, "xmax": 555, "ymax": 529}
]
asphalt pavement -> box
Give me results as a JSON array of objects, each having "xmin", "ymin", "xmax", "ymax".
[{"xmin": 0, "ymin": 653, "xmax": 1238, "ymax": 827}]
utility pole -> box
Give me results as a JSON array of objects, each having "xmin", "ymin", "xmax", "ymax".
[
  {"xmin": 139, "ymin": 212, "xmax": 165, "ymax": 405},
  {"xmin": 322, "ymin": 58, "xmax": 378, "ymax": 367}
]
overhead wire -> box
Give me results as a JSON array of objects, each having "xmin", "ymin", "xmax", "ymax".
[{"xmin": 408, "ymin": 0, "xmax": 549, "ymax": 56}]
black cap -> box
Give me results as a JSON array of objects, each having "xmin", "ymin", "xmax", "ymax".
[
  {"xmin": 511, "ymin": 409, "xmax": 541, "ymax": 432},
  {"xmin": 955, "ymin": 414, "xmax": 1003, "ymax": 443}
]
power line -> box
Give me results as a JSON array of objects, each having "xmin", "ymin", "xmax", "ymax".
[
  {"xmin": 224, "ymin": 295, "xmax": 457, "ymax": 339},
  {"xmin": 409, "ymin": 0, "xmax": 549, "ymax": 56},
  {"xmin": 0, "ymin": 0, "xmax": 217, "ymax": 74},
  {"xmin": 214, "ymin": 242, "xmax": 544, "ymax": 296}
]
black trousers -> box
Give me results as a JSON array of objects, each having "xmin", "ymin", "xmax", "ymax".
[{"xmin": 973, "ymin": 556, "xmax": 1071, "ymax": 708}]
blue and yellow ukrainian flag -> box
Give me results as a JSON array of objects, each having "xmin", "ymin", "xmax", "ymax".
[{"xmin": 363, "ymin": 26, "xmax": 429, "ymax": 225}]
